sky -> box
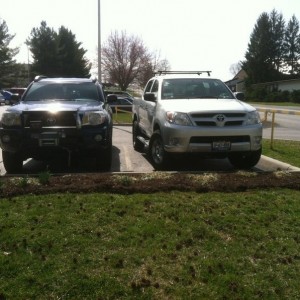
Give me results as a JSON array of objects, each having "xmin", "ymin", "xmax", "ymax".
[{"xmin": 1, "ymin": 0, "xmax": 300, "ymax": 82}]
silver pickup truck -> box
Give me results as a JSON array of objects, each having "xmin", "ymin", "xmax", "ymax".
[{"xmin": 132, "ymin": 71, "xmax": 262, "ymax": 170}]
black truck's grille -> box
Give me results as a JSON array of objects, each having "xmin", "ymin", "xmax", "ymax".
[{"xmin": 23, "ymin": 111, "xmax": 77, "ymax": 128}]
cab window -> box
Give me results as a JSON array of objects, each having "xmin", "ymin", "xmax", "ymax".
[{"xmin": 144, "ymin": 80, "xmax": 154, "ymax": 93}]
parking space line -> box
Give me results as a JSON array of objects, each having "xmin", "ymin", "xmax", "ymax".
[{"xmin": 121, "ymin": 145, "xmax": 133, "ymax": 172}]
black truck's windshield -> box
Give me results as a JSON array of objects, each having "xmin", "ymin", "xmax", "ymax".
[{"xmin": 23, "ymin": 82, "xmax": 101, "ymax": 102}]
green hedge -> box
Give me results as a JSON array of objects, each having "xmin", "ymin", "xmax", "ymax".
[{"xmin": 246, "ymin": 87, "xmax": 300, "ymax": 103}]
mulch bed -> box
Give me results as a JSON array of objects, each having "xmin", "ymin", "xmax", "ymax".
[{"xmin": 1, "ymin": 171, "xmax": 300, "ymax": 198}]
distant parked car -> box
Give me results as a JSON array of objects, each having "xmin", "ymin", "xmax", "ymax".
[
  {"xmin": 7, "ymin": 87, "xmax": 26, "ymax": 96},
  {"xmin": 109, "ymin": 96, "xmax": 133, "ymax": 112},
  {"xmin": 0, "ymin": 91, "xmax": 5, "ymax": 105},
  {"xmin": 104, "ymin": 90, "xmax": 134, "ymax": 101},
  {"xmin": 0, "ymin": 90, "xmax": 15, "ymax": 105}
]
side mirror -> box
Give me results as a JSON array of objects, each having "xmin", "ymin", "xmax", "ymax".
[
  {"xmin": 234, "ymin": 92, "xmax": 245, "ymax": 101},
  {"xmin": 144, "ymin": 92, "xmax": 156, "ymax": 102},
  {"xmin": 106, "ymin": 94, "xmax": 118, "ymax": 103},
  {"xmin": 10, "ymin": 93, "xmax": 20, "ymax": 105}
]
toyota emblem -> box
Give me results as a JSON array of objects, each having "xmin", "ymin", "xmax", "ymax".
[
  {"xmin": 215, "ymin": 114, "xmax": 226, "ymax": 126},
  {"xmin": 216, "ymin": 114, "xmax": 225, "ymax": 122},
  {"xmin": 47, "ymin": 117, "xmax": 56, "ymax": 126}
]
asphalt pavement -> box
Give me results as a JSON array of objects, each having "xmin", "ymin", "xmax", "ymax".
[{"xmin": 0, "ymin": 125, "xmax": 298, "ymax": 175}]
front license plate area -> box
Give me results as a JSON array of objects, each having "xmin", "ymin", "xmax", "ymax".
[
  {"xmin": 212, "ymin": 141, "xmax": 231, "ymax": 151},
  {"xmin": 39, "ymin": 132, "xmax": 59, "ymax": 147}
]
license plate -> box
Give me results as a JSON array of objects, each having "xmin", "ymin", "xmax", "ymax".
[
  {"xmin": 212, "ymin": 141, "xmax": 231, "ymax": 151},
  {"xmin": 39, "ymin": 132, "xmax": 59, "ymax": 146}
]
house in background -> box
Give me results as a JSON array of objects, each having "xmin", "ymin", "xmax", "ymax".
[
  {"xmin": 252, "ymin": 78, "xmax": 300, "ymax": 92},
  {"xmin": 225, "ymin": 69, "xmax": 247, "ymax": 92},
  {"xmin": 225, "ymin": 69, "xmax": 300, "ymax": 93}
]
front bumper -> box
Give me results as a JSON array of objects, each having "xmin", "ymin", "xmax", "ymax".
[
  {"xmin": 162, "ymin": 123, "xmax": 263, "ymax": 153},
  {"xmin": 0, "ymin": 126, "xmax": 111, "ymax": 158}
]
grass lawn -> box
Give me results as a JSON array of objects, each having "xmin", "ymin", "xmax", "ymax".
[
  {"xmin": 1, "ymin": 107, "xmax": 299, "ymax": 298},
  {"xmin": 1, "ymin": 190, "xmax": 300, "ymax": 299},
  {"xmin": 262, "ymin": 139, "xmax": 300, "ymax": 168},
  {"xmin": 113, "ymin": 111, "xmax": 132, "ymax": 124}
]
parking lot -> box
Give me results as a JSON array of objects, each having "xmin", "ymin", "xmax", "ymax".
[
  {"xmin": 1, "ymin": 123, "xmax": 297, "ymax": 175},
  {"xmin": 0, "ymin": 125, "xmax": 238, "ymax": 175},
  {"xmin": 0, "ymin": 101, "xmax": 299, "ymax": 175}
]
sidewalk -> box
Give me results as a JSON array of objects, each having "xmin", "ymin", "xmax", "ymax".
[{"xmin": 258, "ymin": 155, "xmax": 300, "ymax": 172}]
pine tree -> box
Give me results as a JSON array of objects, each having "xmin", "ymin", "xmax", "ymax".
[
  {"xmin": 26, "ymin": 21, "xmax": 90, "ymax": 78},
  {"xmin": 269, "ymin": 9, "xmax": 286, "ymax": 72},
  {"xmin": 283, "ymin": 15, "xmax": 300, "ymax": 75},
  {"xmin": 243, "ymin": 12, "xmax": 274, "ymax": 83},
  {"xmin": 26, "ymin": 21, "xmax": 58, "ymax": 77},
  {"xmin": 0, "ymin": 18, "xmax": 19, "ymax": 87},
  {"xmin": 243, "ymin": 10, "xmax": 290, "ymax": 84},
  {"xmin": 57, "ymin": 26, "xmax": 90, "ymax": 77}
]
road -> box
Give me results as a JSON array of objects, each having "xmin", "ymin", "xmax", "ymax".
[
  {"xmin": 0, "ymin": 104, "xmax": 299, "ymax": 174},
  {"xmin": 255, "ymin": 104, "xmax": 300, "ymax": 141}
]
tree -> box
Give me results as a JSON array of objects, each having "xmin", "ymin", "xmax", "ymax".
[
  {"xmin": 0, "ymin": 18, "xmax": 19, "ymax": 87},
  {"xmin": 56, "ymin": 26, "xmax": 90, "ymax": 77},
  {"xmin": 101, "ymin": 31, "xmax": 170, "ymax": 90},
  {"xmin": 136, "ymin": 51, "xmax": 170, "ymax": 88},
  {"xmin": 229, "ymin": 62, "xmax": 242, "ymax": 77},
  {"xmin": 243, "ymin": 13, "xmax": 273, "ymax": 84},
  {"xmin": 269, "ymin": 9, "xmax": 286, "ymax": 72},
  {"xmin": 26, "ymin": 21, "xmax": 91, "ymax": 78},
  {"xmin": 283, "ymin": 15, "xmax": 300, "ymax": 75},
  {"xmin": 243, "ymin": 11, "xmax": 287, "ymax": 84},
  {"xmin": 26, "ymin": 21, "xmax": 58, "ymax": 77}
]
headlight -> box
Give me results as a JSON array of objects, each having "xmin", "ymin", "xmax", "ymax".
[
  {"xmin": 82, "ymin": 111, "xmax": 107, "ymax": 126},
  {"xmin": 244, "ymin": 110, "xmax": 261, "ymax": 125},
  {"xmin": 1, "ymin": 112, "xmax": 22, "ymax": 126},
  {"xmin": 166, "ymin": 112, "xmax": 192, "ymax": 126}
]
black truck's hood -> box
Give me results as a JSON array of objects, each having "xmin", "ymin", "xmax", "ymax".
[{"xmin": 7, "ymin": 100, "xmax": 105, "ymax": 113}]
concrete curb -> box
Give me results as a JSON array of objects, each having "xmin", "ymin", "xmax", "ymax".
[{"xmin": 259, "ymin": 155, "xmax": 300, "ymax": 172}]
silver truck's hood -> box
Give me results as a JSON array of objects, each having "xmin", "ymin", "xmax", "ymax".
[{"xmin": 160, "ymin": 98, "xmax": 256, "ymax": 113}]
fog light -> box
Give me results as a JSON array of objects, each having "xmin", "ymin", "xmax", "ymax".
[
  {"xmin": 169, "ymin": 137, "xmax": 180, "ymax": 146},
  {"xmin": 2, "ymin": 135, "xmax": 10, "ymax": 143},
  {"xmin": 94, "ymin": 134, "xmax": 102, "ymax": 142},
  {"xmin": 254, "ymin": 136, "xmax": 262, "ymax": 145}
]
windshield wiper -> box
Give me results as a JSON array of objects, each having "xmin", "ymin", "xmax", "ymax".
[{"xmin": 189, "ymin": 96, "xmax": 219, "ymax": 99}]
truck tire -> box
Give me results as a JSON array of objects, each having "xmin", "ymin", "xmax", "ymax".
[
  {"xmin": 132, "ymin": 120, "xmax": 144, "ymax": 151},
  {"xmin": 101, "ymin": 144, "xmax": 112, "ymax": 171},
  {"xmin": 228, "ymin": 149, "xmax": 262, "ymax": 169},
  {"xmin": 95, "ymin": 133, "xmax": 112, "ymax": 171},
  {"xmin": 149, "ymin": 130, "xmax": 169, "ymax": 170},
  {"xmin": 2, "ymin": 150, "xmax": 23, "ymax": 174}
]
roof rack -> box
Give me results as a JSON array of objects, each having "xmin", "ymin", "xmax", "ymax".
[
  {"xmin": 34, "ymin": 75, "xmax": 48, "ymax": 82},
  {"xmin": 155, "ymin": 70, "xmax": 212, "ymax": 76},
  {"xmin": 90, "ymin": 75, "xmax": 98, "ymax": 83}
]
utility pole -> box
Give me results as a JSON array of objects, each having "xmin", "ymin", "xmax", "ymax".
[
  {"xmin": 98, "ymin": 0, "xmax": 101, "ymax": 82},
  {"xmin": 26, "ymin": 44, "xmax": 30, "ymax": 84}
]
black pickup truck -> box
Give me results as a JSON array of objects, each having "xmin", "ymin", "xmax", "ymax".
[{"xmin": 0, "ymin": 76, "xmax": 116, "ymax": 173}]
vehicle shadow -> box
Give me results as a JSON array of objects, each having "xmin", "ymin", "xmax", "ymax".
[
  {"xmin": 144, "ymin": 153, "xmax": 236, "ymax": 172},
  {"xmin": 21, "ymin": 146, "xmax": 121, "ymax": 174}
]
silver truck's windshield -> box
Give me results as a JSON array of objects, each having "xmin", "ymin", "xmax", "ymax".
[{"xmin": 161, "ymin": 78, "xmax": 234, "ymax": 100}]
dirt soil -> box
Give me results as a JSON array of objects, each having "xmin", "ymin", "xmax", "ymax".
[{"xmin": 1, "ymin": 171, "xmax": 300, "ymax": 198}]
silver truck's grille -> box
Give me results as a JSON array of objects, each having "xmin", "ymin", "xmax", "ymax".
[
  {"xmin": 190, "ymin": 112, "xmax": 246, "ymax": 127},
  {"xmin": 23, "ymin": 111, "xmax": 77, "ymax": 128}
]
